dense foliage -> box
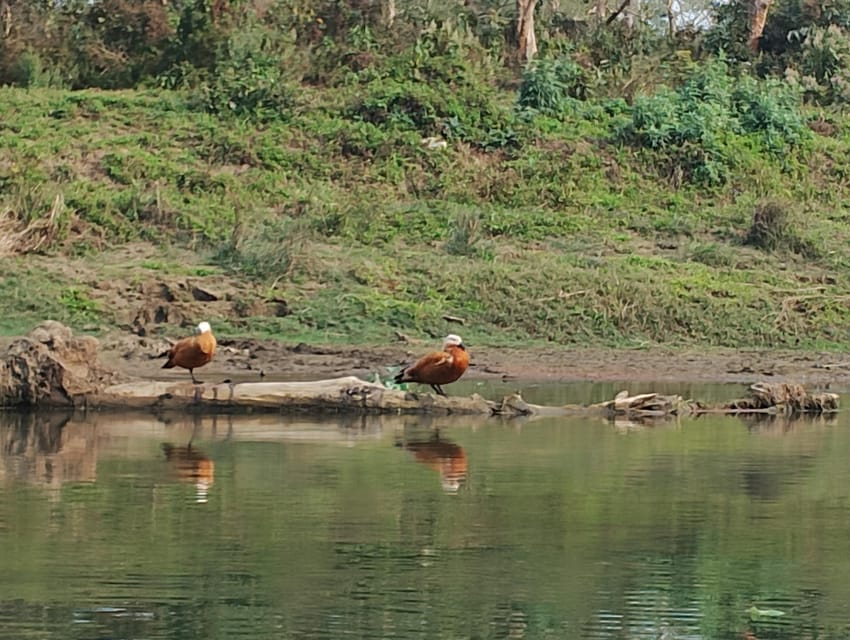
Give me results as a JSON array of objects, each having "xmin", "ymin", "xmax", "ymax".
[{"xmin": 2, "ymin": 0, "xmax": 850, "ymax": 103}]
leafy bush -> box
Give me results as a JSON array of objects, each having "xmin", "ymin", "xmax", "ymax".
[
  {"xmin": 348, "ymin": 41, "xmax": 520, "ymax": 149},
  {"xmin": 191, "ymin": 21, "xmax": 298, "ymax": 122},
  {"xmin": 354, "ymin": 78, "xmax": 452, "ymax": 131},
  {"xmin": 7, "ymin": 51, "xmax": 67, "ymax": 89},
  {"xmin": 517, "ymin": 55, "xmax": 588, "ymax": 113},
  {"xmin": 614, "ymin": 59, "xmax": 810, "ymax": 185},
  {"xmin": 705, "ymin": 0, "xmax": 850, "ymax": 92},
  {"xmin": 732, "ymin": 76, "xmax": 810, "ymax": 151}
]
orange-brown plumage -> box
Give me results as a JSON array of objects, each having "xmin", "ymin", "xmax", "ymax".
[
  {"xmin": 394, "ymin": 334, "xmax": 469, "ymax": 396},
  {"xmin": 403, "ymin": 436, "xmax": 468, "ymax": 493},
  {"xmin": 162, "ymin": 321, "xmax": 217, "ymax": 384},
  {"xmin": 162, "ymin": 443, "xmax": 215, "ymax": 503}
]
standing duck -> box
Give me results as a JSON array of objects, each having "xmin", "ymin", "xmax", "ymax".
[
  {"xmin": 393, "ymin": 334, "xmax": 469, "ymax": 396},
  {"xmin": 161, "ymin": 321, "xmax": 217, "ymax": 384}
]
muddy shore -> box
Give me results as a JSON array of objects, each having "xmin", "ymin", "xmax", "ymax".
[
  {"xmin": 3, "ymin": 322, "xmax": 847, "ymax": 390},
  {"xmin": 84, "ymin": 332, "xmax": 850, "ymax": 390}
]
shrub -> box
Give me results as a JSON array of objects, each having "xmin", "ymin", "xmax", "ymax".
[
  {"xmin": 744, "ymin": 200, "xmax": 818, "ymax": 257},
  {"xmin": 7, "ymin": 51, "xmax": 67, "ymax": 89},
  {"xmin": 215, "ymin": 216, "xmax": 306, "ymax": 280},
  {"xmin": 517, "ymin": 56, "xmax": 588, "ymax": 113},
  {"xmin": 349, "ymin": 44, "xmax": 519, "ymax": 149},
  {"xmin": 786, "ymin": 25, "xmax": 850, "ymax": 104},
  {"xmin": 73, "ymin": 0, "xmax": 173, "ymax": 88},
  {"xmin": 732, "ymin": 75, "xmax": 810, "ymax": 151},
  {"xmin": 745, "ymin": 201, "xmax": 791, "ymax": 251},
  {"xmin": 191, "ymin": 20, "xmax": 298, "ymax": 122},
  {"xmin": 614, "ymin": 59, "xmax": 809, "ymax": 186}
]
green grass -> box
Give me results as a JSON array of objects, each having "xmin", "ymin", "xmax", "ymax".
[
  {"xmin": 0, "ymin": 260, "xmax": 101, "ymax": 335},
  {"xmin": 2, "ymin": 86, "xmax": 850, "ymax": 349}
]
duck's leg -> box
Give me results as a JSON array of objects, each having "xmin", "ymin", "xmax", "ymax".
[
  {"xmin": 431, "ymin": 384, "xmax": 446, "ymax": 396},
  {"xmin": 190, "ymin": 369, "xmax": 203, "ymax": 384}
]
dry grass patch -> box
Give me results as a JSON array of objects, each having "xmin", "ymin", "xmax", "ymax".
[{"xmin": 0, "ymin": 194, "xmax": 65, "ymax": 257}]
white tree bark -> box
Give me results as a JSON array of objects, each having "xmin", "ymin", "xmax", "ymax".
[
  {"xmin": 382, "ymin": 0, "xmax": 396, "ymax": 28},
  {"xmin": 749, "ymin": 0, "xmax": 774, "ymax": 53},
  {"xmin": 517, "ymin": 0, "xmax": 538, "ymax": 63}
]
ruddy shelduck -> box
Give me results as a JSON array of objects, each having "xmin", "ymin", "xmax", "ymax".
[
  {"xmin": 161, "ymin": 321, "xmax": 217, "ymax": 384},
  {"xmin": 394, "ymin": 334, "xmax": 469, "ymax": 396}
]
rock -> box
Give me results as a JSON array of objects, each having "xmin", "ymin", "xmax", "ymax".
[
  {"xmin": 138, "ymin": 281, "xmax": 176, "ymax": 302},
  {"xmin": 191, "ymin": 285, "xmax": 219, "ymax": 302},
  {"xmin": 130, "ymin": 303, "xmax": 184, "ymax": 335},
  {"xmin": 421, "ymin": 136, "xmax": 447, "ymax": 150},
  {"xmin": 232, "ymin": 297, "xmax": 289, "ymax": 318},
  {"xmin": 0, "ymin": 321, "xmax": 121, "ymax": 407},
  {"xmin": 270, "ymin": 298, "xmax": 289, "ymax": 317}
]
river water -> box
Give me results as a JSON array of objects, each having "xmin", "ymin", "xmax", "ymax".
[{"xmin": 0, "ymin": 381, "xmax": 848, "ymax": 639}]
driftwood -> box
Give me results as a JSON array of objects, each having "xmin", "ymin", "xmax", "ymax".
[
  {"xmin": 492, "ymin": 383, "xmax": 838, "ymax": 420},
  {"xmin": 96, "ymin": 377, "xmax": 496, "ymax": 414},
  {"xmin": 85, "ymin": 378, "xmax": 842, "ymax": 418},
  {"xmin": 0, "ymin": 322, "xmax": 840, "ymax": 418}
]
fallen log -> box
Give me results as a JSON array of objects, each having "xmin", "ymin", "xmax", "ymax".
[
  {"xmin": 719, "ymin": 382, "xmax": 839, "ymax": 414},
  {"xmin": 490, "ymin": 385, "xmax": 838, "ymax": 419},
  {"xmin": 95, "ymin": 376, "xmax": 496, "ymax": 414},
  {"xmin": 0, "ymin": 322, "xmax": 840, "ymax": 418}
]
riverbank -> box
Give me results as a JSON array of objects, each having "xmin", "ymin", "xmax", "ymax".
[
  {"xmin": 3, "ymin": 87, "xmax": 850, "ymax": 356},
  {"xmin": 1, "ymin": 321, "xmax": 841, "ymax": 415},
  {"xmin": 90, "ymin": 330, "xmax": 850, "ymax": 390}
]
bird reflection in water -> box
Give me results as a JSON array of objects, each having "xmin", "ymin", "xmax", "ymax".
[
  {"xmin": 161, "ymin": 443, "xmax": 215, "ymax": 503},
  {"xmin": 397, "ymin": 431, "xmax": 468, "ymax": 493}
]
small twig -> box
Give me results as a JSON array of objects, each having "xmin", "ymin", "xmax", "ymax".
[
  {"xmin": 605, "ymin": 0, "xmax": 631, "ymax": 24},
  {"xmin": 559, "ymin": 289, "xmax": 588, "ymax": 300},
  {"xmin": 442, "ymin": 314, "xmax": 465, "ymax": 325},
  {"xmin": 534, "ymin": 289, "xmax": 589, "ymax": 304},
  {"xmin": 739, "ymin": 283, "xmax": 829, "ymax": 294},
  {"xmin": 814, "ymin": 361, "xmax": 850, "ymax": 370}
]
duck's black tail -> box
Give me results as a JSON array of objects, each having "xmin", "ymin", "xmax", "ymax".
[{"xmin": 393, "ymin": 368, "xmax": 408, "ymax": 385}]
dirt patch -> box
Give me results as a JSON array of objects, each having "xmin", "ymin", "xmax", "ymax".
[
  {"xmin": 20, "ymin": 243, "xmax": 289, "ymax": 336},
  {"xmin": 3, "ymin": 321, "xmax": 847, "ymax": 410},
  {"xmin": 96, "ymin": 329, "xmax": 850, "ymax": 390}
]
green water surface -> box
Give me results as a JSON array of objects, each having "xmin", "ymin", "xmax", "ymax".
[{"xmin": 0, "ymin": 382, "xmax": 847, "ymax": 639}]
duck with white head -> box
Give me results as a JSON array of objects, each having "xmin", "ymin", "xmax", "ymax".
[
  {"xmin": 161, "ymin": 321, "xmax": 217, "ymax": 384},
  {"xmin": 393, "ymin": 334, "xmax": 469, "ymax": 396}
]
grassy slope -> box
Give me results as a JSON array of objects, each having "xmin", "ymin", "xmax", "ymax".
[{"xmin": 2, "ymin": 86, "xmax": 850, "ymax": 349}]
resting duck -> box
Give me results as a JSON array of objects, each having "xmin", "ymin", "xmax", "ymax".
[
  {"xmin": 394, "ymin": 334, "xmax": 469, "ymax": 396},
  {"xmin": 161, "ymin": 321, "xmax": 217, "ymax": 384}
]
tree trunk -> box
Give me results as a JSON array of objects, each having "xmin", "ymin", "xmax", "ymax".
[
  {"xmin": 749, "ymin": 0, "xmax": 773, "ymax": 53},
  {"xmin": 517, "ymin": 0, "xmax": 538, "ymax": 64},
  {"xmin": 666, "ymin": 0, "xmax": 675, "ymax": 38},
  {"xmin": 1, "ymin": 0, "xmax": 11, "ymax": 38},
  {"xmin": 381, "ymin": 0, "xmax": 396, "ymax": 28}
]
